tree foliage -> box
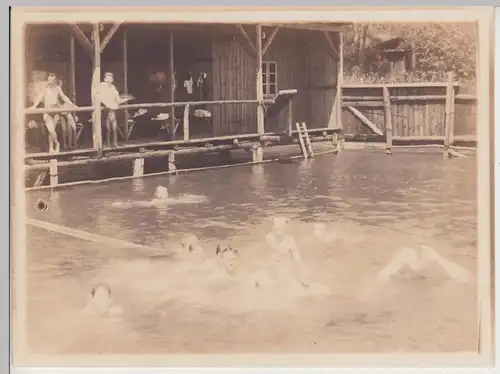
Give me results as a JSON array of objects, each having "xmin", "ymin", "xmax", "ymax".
[{"xmin": 343, "ymin": 23, "xmax": 477, "ymax": 83}]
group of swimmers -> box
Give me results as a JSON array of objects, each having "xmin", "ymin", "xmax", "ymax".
[
  {"xmin": 83, "ymin": 198, "xmax": 474, "ymax": 317},
  {"xmin": 172, "ymin": 210, "xmax": 473, "ymax": 287},
  {"xmin": 28, "ymin": 71, "xmax": 126, "ymax": 153}
]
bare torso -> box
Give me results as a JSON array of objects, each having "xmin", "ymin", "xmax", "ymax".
[{"xmin": 42, "ymin": 85, "xmax": 61, "ymax": 108}]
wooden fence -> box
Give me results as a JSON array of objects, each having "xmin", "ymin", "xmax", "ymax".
[{"xmin": 340, "ymin": 74, "xmax": 477, "ymax": 146}]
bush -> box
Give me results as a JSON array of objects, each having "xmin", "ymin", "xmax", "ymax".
[{"xmin": 343, "ymin": 23, "xmax": 477, "ymax": 84}]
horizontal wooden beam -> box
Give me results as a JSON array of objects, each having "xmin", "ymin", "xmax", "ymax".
[
  {"xmin": 342, "ymin": 94, "xmax": 476, "ymax": 102},
  {"xmin": 343, "ymin": 134, "xmax": 477, "ymax": 143},
  {"xmin": 26, "ymin": 144, "xmax": 255, "ymax": 172},
  {"xmin": 342, "ymin": 101, "xmax": 384, "ymax": 108},
  {"xmin": 342, "ymin": 82, "xmax": 461, "ymax": 89},
  {"xmin": 25, "ymin": 98, "xmax": 276, "ymax": 116},
  {"xmin": 25, "ymin": 127, "xmax": 340, "ymax": 162},
  {"xmin": 262, "ymin": 23, "xmax": 344, "ymax": 32},
  {"xmin": 25, "ymin": 133, "xmax": 272, "ymax": 161},
  {"xmin": 120, "ymin": 98, "xmax": 274, "ymax": 111},
  {"xmin": 26, "ymin": 105, "xmax": 94, "ymax": 115}
]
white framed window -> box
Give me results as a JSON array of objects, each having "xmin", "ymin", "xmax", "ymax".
[{"xmin": 262, "ymin": 61, "xmax": 278, "ymax": 96}]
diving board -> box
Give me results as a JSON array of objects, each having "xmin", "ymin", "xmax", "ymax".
[{"xmin": 265, "ymin": 89, "xmax": 298, "ymax": 119}]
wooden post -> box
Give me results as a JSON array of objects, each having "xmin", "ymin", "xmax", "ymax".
[
  {"xmin": 183, "ymin": 104, "xmax": 190, "ymax": 141},
  {"xmin": 92, "ymin": 22, "xmax": 103, "ymax": 156},
  {"xmin": 252, "ymin": 143, "xmax": 263, "ymax": 163},
  {"xmin": 49, "ymin": 159, "xmax": 58, "ymax": 187},
  {"xmin": 256, "ymin": 24, "xmax": 265, "ymax": 134},
  {"xmin": 169, "ymin": 32, "xmax": 175, "ymax": 138},
  {"xmin": 69, "ymin": 33, "xmax": 76, "ymax": 104},
  {"xmin": 168, "ymin": 151, "xmax": 176, "ymax": 172},
  {"xmin": 444, "ymin": 71, "xmax": 455, "ymax": 158},
  {"xmin": 132, "ymin": 157, "xmax": 144, "ymax": 177},
  {"xmin": 332, "ymin": 132, "xmax": 342, "ymax": 153},
  {"xmin": 288, "ymin": 100, "xmax": 293, "ymax": 137},
  {"xmin": 382, "ymin": 86, "xmax": 393, "ymax": 154},
  {"xmin": 123, "ymin": 28, "xmax": 129, "ymax": 141},
  {"xmin": 448, "ymin": 71, "xmax": 456, "ymax": 147},
  {"xmin": 337, "ymin": 30, "xmax": 344, "ymax": 130},
  {"xmin": 257, "ymin": 144, "xmax": 264, "ymax": 162},
  {"xmin": 69, "ymin": 31, "xmax": 77, "ymax": 147},
  {"xmin": 424, "ymin": 104, "xmax": 430, "ymax": 133}
]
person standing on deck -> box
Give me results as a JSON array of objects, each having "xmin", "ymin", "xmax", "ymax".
[
  {"xmin": 95, "ymin": 72, "xmax": 123, "ymax": 148},
  {"xmin": 30, "ymin": 72, "xmax": 77, "ymax": 153}
]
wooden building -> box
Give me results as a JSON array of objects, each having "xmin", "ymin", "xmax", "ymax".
[
  {"xmin": 363, "ymin": 27, "xmax": 415, "ymax": 77},
  {"xmin": 24, "ymin": 22, "xmax": 347, "ymax": 148}
]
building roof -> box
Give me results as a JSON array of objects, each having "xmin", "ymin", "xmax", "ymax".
[
  {"xmin": 365, "ymin": 26, "xmax": 411, "ymax": 51},
  {"xmin": 27, "ymin": 21, "xmax": 351, "ymax": 36}
]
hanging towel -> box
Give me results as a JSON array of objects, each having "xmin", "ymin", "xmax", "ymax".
[{"xmin": 184, "ymin": 77, "xmax": 193, "ymax": 95}]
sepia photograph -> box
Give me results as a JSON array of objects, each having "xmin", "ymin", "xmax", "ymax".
[{"xmin": 10, "ymin": 6, "xmax": 493, "ymax": 368}]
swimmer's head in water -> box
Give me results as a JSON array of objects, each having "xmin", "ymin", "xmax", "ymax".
[
  {"xmin": 180, "ymin": 234, "xmax": 201, "ymax": 253},
  {"xmin": 91, "ymin": 283, "xmax": 112, "ymax": 298},
  {"xmin": 89, "ymin": 283, "xmax": 112, "ymax": 313},
  {"xmin": 154, "ymin": 186, "xmax": 168, "ymax": 199}
]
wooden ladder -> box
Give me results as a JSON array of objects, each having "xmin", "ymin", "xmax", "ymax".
[
  {"xmin": 33, "ymin": 171, "xmax": 48, "ymax": 187},
  {"xmin": 295, "ymin": 122, "xmax": 314, "ymax": 159}
]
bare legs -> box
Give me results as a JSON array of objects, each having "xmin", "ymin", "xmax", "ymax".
[
  {"xmin": 42, "ymin": 110, "xmax": 117, "ymax": 152},
  {"xmin": 377, "ymin": 245, "xmax": 473, "ymax": 283},
  {"xmin": 59, "ymin": 115, "xmax": 68, "ymax": 149},
  {"xmin": 105, "ymin": 110, "xmax": 118, "ymax": 148},
  {"xmin": 65, "ymin": 113, "xmax": 78, "ymax": 149},
  {"xmin": 58, "ymin": 113, "xmax": 78, "ymax": 150},
  {"xmin": 42, "ymin": 113, "xmax": 60, "ymax": 153}
]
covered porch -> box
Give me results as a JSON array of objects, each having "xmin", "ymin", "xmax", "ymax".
[{"xmin": 24, "ymin": 21, "xmax": 347, "ymax": 155}]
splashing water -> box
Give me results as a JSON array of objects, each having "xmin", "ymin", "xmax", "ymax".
[{"xmin": 154, "ymin": 186, "xmax": 168, "ymax": 199}]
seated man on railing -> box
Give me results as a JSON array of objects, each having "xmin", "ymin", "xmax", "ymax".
[
  {"xmin": 59, "ymin": 102, "xmax": 79, "ymax": 150},
  {"xmin": 29, "ymin": 72, "xmax": 77, "ymax": 153}
]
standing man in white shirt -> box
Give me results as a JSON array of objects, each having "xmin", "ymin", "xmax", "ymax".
[{"xmin": 96, "ymin": 72, "xmax": 123, "ymax": 148}]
